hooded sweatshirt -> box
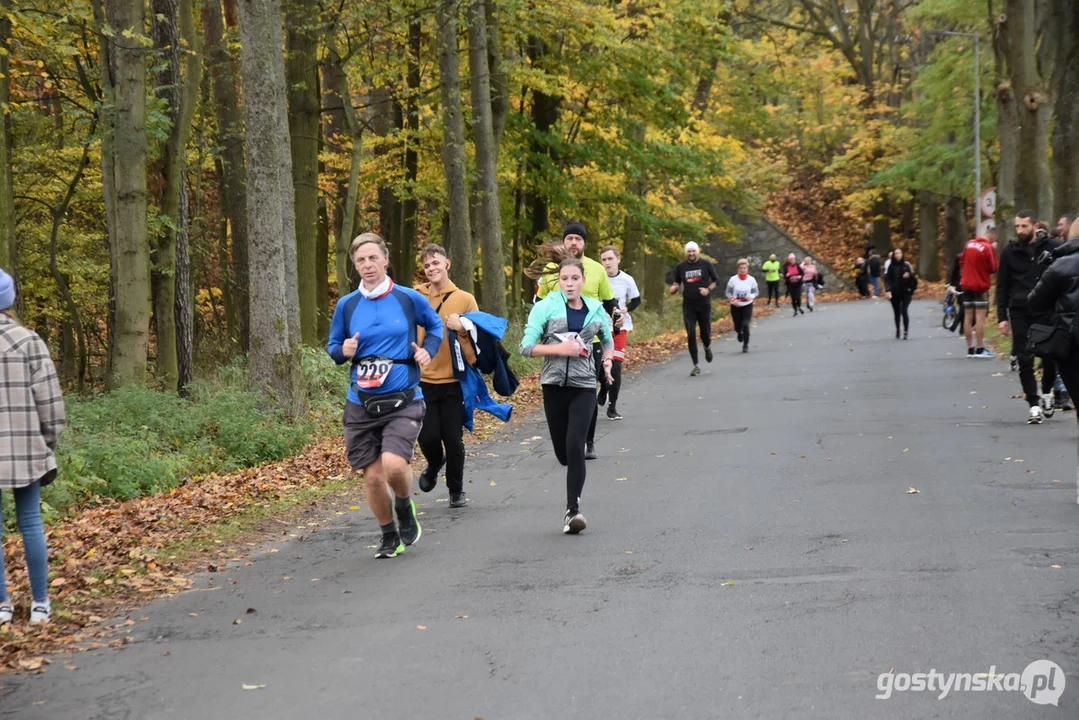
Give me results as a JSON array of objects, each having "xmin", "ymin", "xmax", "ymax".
[{"xmin": 959, "ymin": 237, "xmax": 999, "ymax": 293}]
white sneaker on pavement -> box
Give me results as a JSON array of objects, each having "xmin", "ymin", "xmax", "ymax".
[
  {"xmin": 1028, "ymin": 406, "xmax": 1044, "ymax": 425},
  {"xmin": 29, "ymin": 600, "xmax": 50, "ymax": 626}
]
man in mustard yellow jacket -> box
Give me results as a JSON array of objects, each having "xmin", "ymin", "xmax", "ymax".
[{"xmin": 414, "ymin": 243, "xmax": 479, "ymax": 507}]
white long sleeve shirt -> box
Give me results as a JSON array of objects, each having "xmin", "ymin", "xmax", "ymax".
[{"xmin": 725, "ymin": 274, "xmax": 759, "ymax": 305}]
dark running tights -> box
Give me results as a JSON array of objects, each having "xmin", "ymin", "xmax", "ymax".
[
  {"xmin": 731, "ymin": 303, "xmax": 753, "ymax": 344},
  {"xmin": 890, "ymin": 295, "xmax": 911, "ymax": 333},
  {"xmin": 417, "ymin": 381, "xmax": 465, "ymax": 493},
  {"xmin": 766, "ymin": 281, "xmax": 779, "ymax": 304},
  {"xmin": 682, "ymin": 303, "xmax": 712, "ymax": 365},
  {"xmin": 607, "ymin": 358, "xmax": 623, "ymax": 408},
  {"xmin": 788, "ymin": 283, "xmax": 802, "ymax": 312},
  {"xmin": 542, "ymin": 385, "xmax": 595, "ymax": 514}
]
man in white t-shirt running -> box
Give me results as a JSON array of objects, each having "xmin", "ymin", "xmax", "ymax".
[{"xmin": 599, "ymin": 246, "xmax": 642, "ymax": 420}]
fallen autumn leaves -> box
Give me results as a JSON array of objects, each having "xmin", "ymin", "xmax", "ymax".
[{"xmin": 0, "ymin": 310, "xmax": 765, "ymax": 674}]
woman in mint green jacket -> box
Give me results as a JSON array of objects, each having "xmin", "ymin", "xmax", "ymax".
[{"xmin": 521, "ymin": 258, "xmax": 614, "ymax": 534}]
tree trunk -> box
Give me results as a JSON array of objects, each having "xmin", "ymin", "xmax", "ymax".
[
  {"xmin": 525, "ymin": 35, "xmax": 560, "ymax": 250},
  {"xmin": 237, "ymin": 0, "xmax": 303, "ymax": 415},
  {"xmin": 871, "ymin": 195, "xmax": 891, "ymax": 249},
  {"xmin": 1049, "ymin": 0, "xmax": 1079, "ymax": 221},
  {"xmin": 317, "ymin": 191, "xmax": 330, "ymax": 340},
  {"xmin": 174, "ymin": 0, "xmax": 200, "ymax": 392},
  {"xmin": 399, "ymin": 12, "xmax": 421, "ymax": 285},
  {"xmin": 621, "ymin": 122, "xmax": 647, "ymax": 281},
  {"xmin": 468, "ymin": 0, "xmax": 505, "ymax": 316},
  {"xmin": 436, "ymin": 0, "xmax": 473, "ymax": 291},
  {"xmin": 643, "ymin": 248, "xmax": 666, "ymax": 314},
  {"xmin": 943, "ymin": 196, "xmax": 968, "ymax": 261},
  {"xmin": 0, "ymin": 0, "xmax": 14, "ymax": 303},
  {"xmin": 917, "ymin": 191, "xmax": 940, "ymax": 281},
  {"xmin": 1007, "ymin": 0, "xmax": 1053, "ymax": 217},
  {"xmin": 175, "ymin": 167, "xmax": 194, "ymax": 391},
  {"xmin": 105, "ymin": 0, "xmax": 152, "ymax": 388},
  {"xmin": 323, "ymin": 52, "xmax": 363, "ymax": 295},
  {"xmin": 214, "ymin": 156, "xmax": 236, "ymax": 338},
  {"xmin": 203, "ymin": 0, "xmax": 249, "ymax": 351},
  {"xmin": 485, "ymin": 0, "xmax": 508, "ymax": 152},
  {"xmin": 273, "ymin": 15, "xmax": 302, "ymax": 354},
  {"xmin": 321, "ymin": 56, "xmax": 352, "ymax": 296},
  {"xmin": 150, "ymin": 0, "xmax": 181, "ymax": 387},
  {"xmin": 152, "ymin": 0, "xmax": 200, "ymax": 391},
  {"xmin": 369, "ymin": 84, "xmax": 399, "ymax": 268},
  {"xmin": 91, "ymin": 0, "xmax": 119, "ymax": 379},
  {"xmin": 285, "ymin": 0, "xmax": 320, "ymax": 346},
  {"xmin": 993, "ymin": 5, "xmax": 1018, "ymax": 240}
]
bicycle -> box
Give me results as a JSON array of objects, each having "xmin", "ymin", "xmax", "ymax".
[{"xmin": 941, "ymin": 286, "xmax": 963, "ymax": 333}]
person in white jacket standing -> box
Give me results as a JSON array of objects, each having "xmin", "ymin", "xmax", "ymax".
[{"xmin": 726, "ymin": 259, "xmax": 759, "ymax": 353}]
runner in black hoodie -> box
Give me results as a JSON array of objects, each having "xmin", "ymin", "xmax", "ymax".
[{"xmin": 997, "ymin": 210, "xmax": 1061, "ymax": 424}]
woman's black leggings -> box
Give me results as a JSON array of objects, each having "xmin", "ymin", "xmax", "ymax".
[
  {"xmin": 891, "ymin": 294, "xmax": 911, "ymax": 332},
  {"xmin": 542, "ymin": 385, "xmax": 595, "ymax": 514},
  {"xmin": 766, "ymin": 281, "xmax": 779, "ymax": 304},
  {"xmin": 788, "ymin": 283, "xmax": 803, "ymax": 311},
  {"xmin": 730, "ymin": 303, "xmax": 753, "ymax": 343}
]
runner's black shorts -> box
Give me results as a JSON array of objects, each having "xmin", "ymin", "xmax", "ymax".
[{"xmin": 963, "ymin": 290, "xmax": 988, "ymax": 308}]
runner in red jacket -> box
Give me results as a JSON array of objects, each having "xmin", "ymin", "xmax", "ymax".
[{"xmin": 959, "ymin": 236, "xmax": 999, "ymax": 358}]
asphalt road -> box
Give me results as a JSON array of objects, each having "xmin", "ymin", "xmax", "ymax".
[{"xmin": 3, "ymin": 299, "xmax": 1077, "ymax": 719}]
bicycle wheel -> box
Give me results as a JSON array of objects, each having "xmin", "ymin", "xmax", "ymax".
[{"xmin": 942, "ymin": 307, "xmax": 954, "ymax": 330}]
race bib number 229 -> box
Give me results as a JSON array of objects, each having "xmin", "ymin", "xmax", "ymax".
[{"xmin": 355, "ymin": 357, "xmax": 394, "ymax": 389}]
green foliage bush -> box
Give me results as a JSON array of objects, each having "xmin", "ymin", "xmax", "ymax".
[{"xmin": 9, "ymin": 354, "xmax": 347, "ymax": 521}]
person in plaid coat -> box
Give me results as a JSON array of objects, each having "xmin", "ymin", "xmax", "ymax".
[{"xmin": 0, "ymin": 268, "xmax": 65, "ymax": 626}]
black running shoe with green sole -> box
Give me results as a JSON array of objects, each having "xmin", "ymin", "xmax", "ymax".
[
  {"xmin": 375, "ymin": 533, "xmax": 405, "ymax": 558},
  {"xmin": 397, "ymin": 499, "xmax": 422, "ymax": 546}
]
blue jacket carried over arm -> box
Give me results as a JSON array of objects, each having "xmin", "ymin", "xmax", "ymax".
[{"xmin": 451, "ymin": 311, "xmax": 517, "ymax": 431}]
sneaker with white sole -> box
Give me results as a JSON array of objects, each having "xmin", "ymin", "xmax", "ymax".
[
  {"xmin": 0, "ymin": 603, "xmax": 13, "ymax": 626},
  {"xmin": 563, "ymin": 510, "xmax": 587, "ymax": 534},
  {"xmin": 1028, "ymin": 406, "xmax": 1044, "ymax": 425},
  {"xmin": 1040, "ymin": 393, "xmax": 1056, "ymax": 418},
  {"xmin": 29, "ymin": 600, "xmax": 50, "ymax": 625}
]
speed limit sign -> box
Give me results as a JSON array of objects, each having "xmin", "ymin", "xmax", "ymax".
[
  {"xmin": 979, "ymin": 188, "xmax": 997, "ymax": 218},
  {"xmin": 977, "ymin": 219, "xmax": 996, "ymax": 238}
]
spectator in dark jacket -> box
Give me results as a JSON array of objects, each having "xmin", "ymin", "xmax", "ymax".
[
  {"xmin": 1028, "ymin": 223, "xmax": 1079, "ymax": 436},
  {"xmin": 997, "ymin": 210, "xmax": 1061, "ymax": 424}
]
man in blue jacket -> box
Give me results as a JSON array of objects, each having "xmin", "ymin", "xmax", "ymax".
[{"xmin": 327, "ymin": 234, "xmax": 444, "ymax": 559}]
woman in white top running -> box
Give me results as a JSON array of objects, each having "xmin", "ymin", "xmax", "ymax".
[{"xmin": 726, "ymin": 258, "xmax": 759, "ymax": 353}]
